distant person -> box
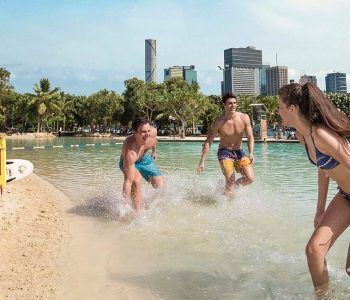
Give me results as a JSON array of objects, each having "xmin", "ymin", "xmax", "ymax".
[
  {"xmin": 197, "ymin": 92, "xmax": 254, "ymax": 195},
  {"xmin": 58, "ymin": 127, "xmax": 62, "ymax": 137},
  {"xmin": 278, "ymin": 82, "xmax": 350, "ymax": 296},
  {"xmin": 277, "ymin": 127, "xmax": 283, "ymax": 139},
  {"xmin": 119, "ymin": 118, "xmax": 163, "ymax": 212}
]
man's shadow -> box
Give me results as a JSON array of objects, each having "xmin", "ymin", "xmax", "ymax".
[{"xmin": 67, "ymin": 195, "xmax": 118, "ymax": 222}]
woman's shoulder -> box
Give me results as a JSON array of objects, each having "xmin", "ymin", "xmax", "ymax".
[
  {"xmin": 312, "ymin": 124, "xmax": 343, "ymax": 151},
  {"xmin": 312, "ymin": 125, "xmax": 336, "ymax": 140}
]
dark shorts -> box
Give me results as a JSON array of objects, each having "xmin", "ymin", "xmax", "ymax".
[
  {"xmin": 119, "ymin": 153, "xmax": 161, "ymax": 181},
  {"xmin": 338, "ymin": 186, "xmax": 350, "ymax": 202},
  {"xmin": 217, "ymin": 148, "xmax": 251, "ymax": 175}
]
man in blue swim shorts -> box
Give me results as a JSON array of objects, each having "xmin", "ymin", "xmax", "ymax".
[
  {"xmin": 197, "ymin": 92, "xmax": 254, "ymax": 195},
  {"xmin": 120, "ymin": 117, "xmax": 163, "ymax": 211}
]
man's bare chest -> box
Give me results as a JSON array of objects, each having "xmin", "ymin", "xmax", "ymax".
[{"xmin": 219, "ymin": 122, "xmax": 245, "ymax": 136}]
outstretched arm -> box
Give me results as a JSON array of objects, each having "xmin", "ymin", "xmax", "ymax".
[
  {"xmin": 197, "ymin": 120, "xmax": 220, "ymax": 174},
  {"xmin": 150, "ymin": 126, "xmax": 158, "ymax": 160},
  {"xmin": 244, "ymin": 115, "xmax": 255, "ymax": 163},
  {"xmin": 314, "ymin": 168, "xmax": 329, "ymax": 227}
]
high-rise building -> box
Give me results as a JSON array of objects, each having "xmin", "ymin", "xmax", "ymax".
[
  {"xmin": 299, "ymin": 74, "xmax": 317, "ymax": 86},
  {"xmin": 145, "ymin": 39, "xmax": 157, "ymax": 83},
  {"xmin": 224, "ymin": 68, "xmax": 260, "ymax": 95},
  {"xmin": 325, "ymin": 72, "xmax": 347, "ymax": 93},
  {"xmin": 164, "ymin": 66, "xmax": 182, "ymax": 80},
  {"xmin": 164, "ymin": 65, "xmax": 197, "ymax": 85},
  {"xmin": 224, "ymin": 47, "xmax": 262, "ymax": 69},
  {"xmin": 182, "ymin": 65, "xmax": 197, "ymax": 85},
  {"xmin": 266, "ymin": 66, "xmax": 288, "ymax": 95},
  {"xmin": 259, "ymin": 64, "xmax": 270, "ymax": 95},
  {"xmin": 222, "ymin": 46, "xmax": 262, "ymax": 95}
]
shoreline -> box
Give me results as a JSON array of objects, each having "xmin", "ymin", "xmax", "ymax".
[{"xmin": 0, "ymin": 173, "xmax": 71, "ymax": 298}]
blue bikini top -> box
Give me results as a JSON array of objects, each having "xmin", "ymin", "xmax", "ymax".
[{"xmin": 304, "ymin": 127, "xmax": 340, "ymax": 170}]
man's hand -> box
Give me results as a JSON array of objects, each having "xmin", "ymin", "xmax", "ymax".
[
  {"xmin": 197, "ymin": 161, "xmax": 205, "ymax": 174},
  {"xmin": 249, "ymin": 154, "xmax": 254, "ymax": 164},
  {"xmin": 151, "ymin": 152, "xmax": 157, "ymax": 160}
]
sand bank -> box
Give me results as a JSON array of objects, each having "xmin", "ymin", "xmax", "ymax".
[
  {"xmin": 4, "ymin": 132, "xmax": 56, "ymax": 139},
  {"xmin": 0, "ymin": 173, "xmax": 70, "ymax": 299},
  {"xmin": 0, "ymin": 172, "xmax": 155, "ymax": 300}
]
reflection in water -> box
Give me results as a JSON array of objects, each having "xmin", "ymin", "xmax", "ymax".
[{"xmin": 6, "ymin": 139, "xmax": 350, "ymax": 298}]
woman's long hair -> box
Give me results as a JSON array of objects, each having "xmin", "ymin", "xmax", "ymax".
[{"xmin": 278, "ymin": 82, "xmax": 350, "ymax": 137}]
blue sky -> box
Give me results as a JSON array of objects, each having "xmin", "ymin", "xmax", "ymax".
[{"xmin": 1, "ymin": 0, "xmax": 350, "ymax": 95}]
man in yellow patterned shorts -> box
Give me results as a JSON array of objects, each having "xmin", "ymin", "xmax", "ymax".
[{"xmin": 197, "ymin": 92, "xmax": 254, "ymax": 194}]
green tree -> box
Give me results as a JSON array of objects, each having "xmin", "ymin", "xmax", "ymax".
[
  {"xmin": 84, "ymin": 89, "xmax": 124, "ymax": 132},
  {"xmin": 133, "ymin": 81, "xmax": 164, "ymax": 123},
  {"xmin": 257, "ymin": 95, "xmax": 280, "ymax": 125},
  {"xmin": 30, "ymin": 78, "xmax": 61, "ymax": 132},
  {"xmin": 121, "ymin": 78, "xmax": 144, "ymax": 126},
  {"xmin": 328, "ymin": 93, "xmax": 350, "ymax": 117},
  {"xmin": 237, "ymin": 94, "xmax": 255, "ymax": 121},
  {"xmin": 0, "ymin": 68, "xmax": 16, "ymax": 130},
  {"xmin": 0, "ymin": 67, "xmax": 13, "ymax": 90},
  {"xmin": 162, "ymin": 78, "xmax": 208, "ymax": 138},
  {"xmin": 200, "ymin": 95, "xmax": 222, "ymax": 134}
]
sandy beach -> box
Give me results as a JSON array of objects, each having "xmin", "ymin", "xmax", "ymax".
[
  {"xmin": 0, "ymin": 173, "xmax": 70, "ymax": 299},
  {"xmin": 0, "ymin": 171, "xmax": 155, "ymax": 300}
]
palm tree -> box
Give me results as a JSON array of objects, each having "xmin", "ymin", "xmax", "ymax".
[{"xmin": 30, "ymin": 78, "xmax": 60, "ymax": 132}]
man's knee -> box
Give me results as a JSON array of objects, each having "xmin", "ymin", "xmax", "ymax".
[
  {"xmin": 132, "ymin": 177, "xmax": 142, "ymax": 188},
  {"xmin": 225, "ymin": 175, "xmax": 235, "ymax": 185},
  {"xmin": 150, "ymin": 176, "xmax": 164, "ymax": 188},
  {"xmin": 245, "ymin": 174, "xmax": 254, "ymax": 185}
]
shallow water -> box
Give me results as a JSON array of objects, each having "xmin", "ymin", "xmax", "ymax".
[{"xmin": 7, "ymin": 138, "xmax": 350, "ymax": 299}]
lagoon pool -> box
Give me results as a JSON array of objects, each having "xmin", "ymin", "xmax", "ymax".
[{"xmin": 7, "ymin": 138, "xmax": 350, "ymax": 299}]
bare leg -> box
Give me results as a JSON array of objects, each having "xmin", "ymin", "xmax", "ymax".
[
  {"xmin": 235, "ymin": 165, "xmax": 254, "ymax": 186},
  {"xmin": 219, "ymin": 159, "xmax": 236, "ymax": 195},
  {"xmin": 149, "ymin": 176, "xmax": 164, "ymax": 188},
  {"xmin": 131, "ymin": 171, "xmax": 142, "ymax": 211},
  {"xmin": 305, "ymin": 193, "xmax": 350, "ymax": 291}
]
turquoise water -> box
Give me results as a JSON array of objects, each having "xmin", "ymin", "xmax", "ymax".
[{"xmin": 7, "ymin": 138, "xmax": 350, "ymax": 299}]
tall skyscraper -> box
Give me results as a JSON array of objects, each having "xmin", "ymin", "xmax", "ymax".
[
  {"xmin": 224, "ymin": 68, "xmax": 260, "ymax": 95},
  {"xmin": 222, "ymin": 46, "xmax": 262, "ymax": 95},
  {"xmin": 325, "ymin": 72, "xmax": 347, "ymax": 93},
  {"xmin": 259, "ymin": 64, "xmax": 270, "ymax": 95},
  {"xmin": 182, "ymin": 65, "xmax": 197, "ymax": 85},
  {"xmin": 299, "ymin": 74, "xmax": 317, "ymax": 86},
  {"xmin": 145, "ymin": 39, "xmax": 157, "ymax": 83},
  {"xmin": 266, "ymin": 66, "xmax": 288, "ymax": 95},
  {"xmin": 164, "ymin": 65, "xmax": 197, "ymax": 85}
]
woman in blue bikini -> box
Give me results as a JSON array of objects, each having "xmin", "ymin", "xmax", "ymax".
[{"xmin": 278, "ymin": 82, "xmax": 350, "ymax": 295}]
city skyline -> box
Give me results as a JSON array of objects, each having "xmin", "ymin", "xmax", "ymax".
[{"xmin": 1, "ymin": 0, "xmax": 350, "ymax": 95}]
